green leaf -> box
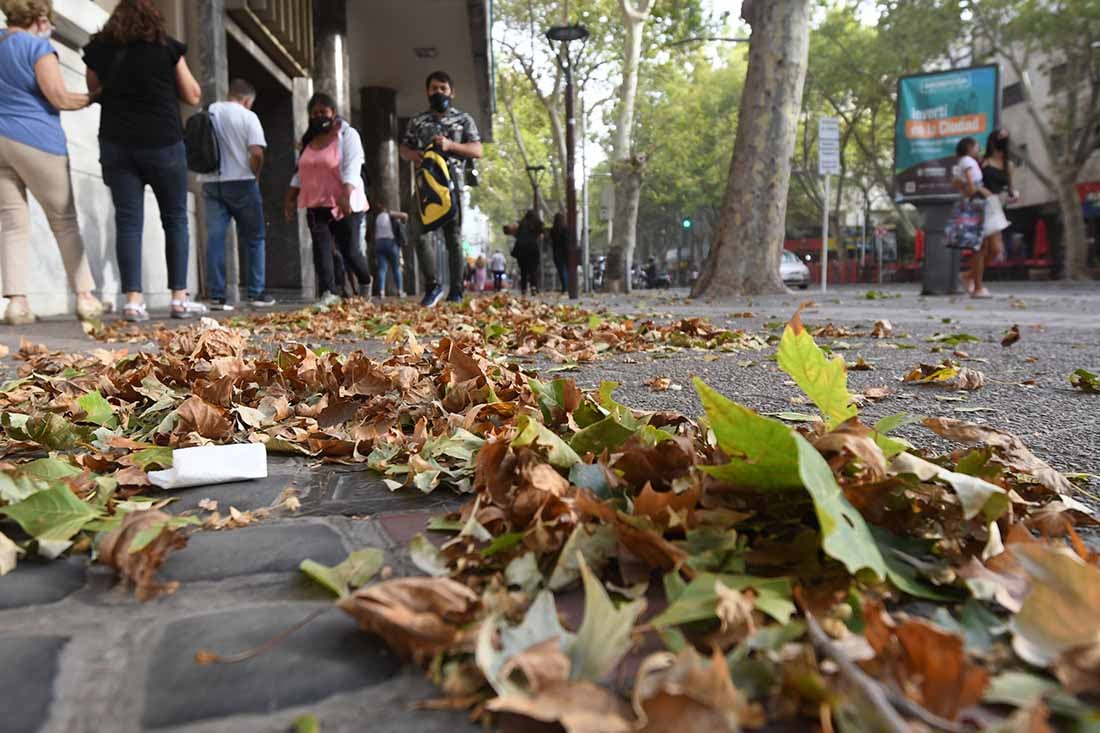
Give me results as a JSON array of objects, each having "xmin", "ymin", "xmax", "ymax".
[
  {"xmin": 127, "ymin": 515, "xmax": 200, "ymax": 553},
  {"xmin": 481, "ymin": 532, "xmax": 524, "ymax": 558},
  {"xmin": 1069, "ymin": 368, "xmax": 1100, "ymax": 393},
  {"xmin": 293, "ymin": 714, "xmax": 320, "ymax": 733},
  {"xmin": 568, "ymin": 462, "xmax": 611, "ymax": 497},
  {"xmin": 927, "ymin": 332, "xmax": 980, "ymax": 346},
  {"xmin": 512, "ymin": 414, "xmax": 581, "ymax": 469},
  {"xmin": 22, "ymin": 457, "xmax": 82, "ymax": 481},
  {"xmin": 476, "ymin": 590, "xmax": 575, "ymax": 696},
  {"xmin": 504, "ymin": 552, "xmax": 542, "ymax": 594},
  {"xmin": 777, "ymin": 321, "xmax": 857, "ymax": 428},
  {"xmin": 25, "ymin": 413, "xmax": 86, "ymax": 450},
  {"xmin": 569, "ymin": 553, "xmax": 645, "ymax": 682},
  {"xmin": 76, "ymin": 391, "xmax": 116, "ymax": 427},
  {"xmin": 0, "ymin": 483, "xmax": 100, "ymax": 541},
  {"xmin": 891, "ymin": 452, "xmax": 1009, "ymax": 521},
  {"xmin": 548, "ymin": 523, "xmax": 617, "ymax": 591},
  {"xmin": 651, "ymin": 573, "xmax": 795, "ymax": 628},
  {"xmin": 128, "ymin": 447, "xmax": 174, "ymax": 471},
  {"xmin": 694, "ymin": 379, "xmax": 802, "ymax": 490},
  {"xmin": 299, "ymin": 547, "xmax": 384, "ymax": 597},
  {"xmin": 871, "ymin": 527, "xmax": 961, "ymax": 602},
  {"xmin": 569, "ymin": 415, "xmax": 639, "ymax": 455},
  {"xmin": 794, "ymin": 433, "xmax": 886, "ymax": 579},
  {"xmin": 426, "ymin": 515, "xmax": 463, "ymax": 532},
  {"xmin": 408, "ymin": 534, "xmax": 449, "ymax": 577},
  {"xmin": 984, "ymin": 672, "xmax": 1100, "ymax": 726}
]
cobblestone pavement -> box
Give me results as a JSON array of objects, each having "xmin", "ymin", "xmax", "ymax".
[{"xmin": 1, "ymin": 283, "xmax": 1098, "ymax": 733}]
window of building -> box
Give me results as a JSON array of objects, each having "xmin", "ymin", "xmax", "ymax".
[{"xmin": 1003, "ymin": 82, "xmax": 1025, "ymax": 107}]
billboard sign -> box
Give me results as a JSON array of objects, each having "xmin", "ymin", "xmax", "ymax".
[{"xmin": 895, "ymin": 65, "xmax": 999, "ymax": 201}]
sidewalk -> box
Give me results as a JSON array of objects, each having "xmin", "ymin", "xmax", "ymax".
[{"xmin": 1, "ymin": 282, "xmax": 1097, "ymax": 733}]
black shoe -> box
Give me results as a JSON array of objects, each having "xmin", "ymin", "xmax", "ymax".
[
  {"xmin": 420, "ymin": 284, "xmax": 445, "ymax": 307},
  {"xmin": 248, "ymin": 293, "xmax": 276, "ymax": 308},
  {"xmin": 446, "ymin": 290, "xmax": 463, "ymax": 303},
  {"xmin": 207, "ymin": 298, "xmax": 234, "ymax": 312}
]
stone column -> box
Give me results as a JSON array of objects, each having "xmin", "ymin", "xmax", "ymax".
[
  {"xmin": 362, "ymin": 87, "xmax": 399, "ymax": 295},
  {"xmin": 189, "ymin": 0, "xmax": 233, "ymax": 302},
  {"xmin": 398, "ymin": 117, "xmax": 418, "ymax": 295},
  {"xmin": 311, "ymin": 0, "xmax": 350, "ymax": 116}
]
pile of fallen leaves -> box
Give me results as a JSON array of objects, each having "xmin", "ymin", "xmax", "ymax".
[
  {"xmin": 2, "ymin": 300, "xmax": 1099, "ymax": 731},
  {"xmin": 89, "ymin": 294, "xmax": 768, "ymax": 363}
]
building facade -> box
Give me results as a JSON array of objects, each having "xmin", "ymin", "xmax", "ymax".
[{"xmin": 0, "ymin": 0, "xmax": 493, "ymax": 315}]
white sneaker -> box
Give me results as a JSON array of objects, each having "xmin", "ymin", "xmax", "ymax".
[{"xmin": 316, "ymin": 292, "xmax": 342, "ymax": 308}]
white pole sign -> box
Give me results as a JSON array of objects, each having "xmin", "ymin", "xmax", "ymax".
[{"xmin": 818, "ymin": 117, "xmax": 840, "ymax": 292}]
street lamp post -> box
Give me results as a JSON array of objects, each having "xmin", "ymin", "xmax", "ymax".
[{"xmin": 546, "ymin": 23, "xmax": 589, "ymax": 300}]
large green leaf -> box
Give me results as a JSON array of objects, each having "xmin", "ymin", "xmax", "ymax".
[
  {"xmin": 299, "ymin": 547, "xmax": 385, "ymax": 597},
  {"xmin": 777, "ymin": 321, "xmax": 857, "ymax": 428},
  {"xmin": 569, "ymin": 553, "xmax": 645, "ymax": 682},
  {"xmin": 476, "ymin": 590, "xmax": 575, "ymax": 696},
  {"xmin": 694, "ymin": 379, "xmax": 802, "ymax": 490},
  {"xmin": 0, "ymin": 483, "xmax": 100, "ymax": 541},
  {"xmin": 512, "ymin": 414, "xmax": 581, "ymax": 468},
  {"xmin": 76, "ymin": 391, "xmax": 116, "ymax": 427},
  {"xmin": 650, "ymin": 572, "xmax": 795, "ymax": 627},
  {"xmin": 794, "ymin": 433, "xmax": 886, "ymax": 579},
  {"xmin": 25, "ymin": 413, "xmax": 87, "ymax": 450}
]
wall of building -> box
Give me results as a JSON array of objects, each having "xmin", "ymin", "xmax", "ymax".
[{"xmin": 0, "ymin": 0, "xmax": 199, "ymax": 317}]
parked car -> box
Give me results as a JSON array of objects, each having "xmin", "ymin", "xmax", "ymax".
[{"xmin": 781, "ymin": 250, "xmax": 811, "ymax": 289}]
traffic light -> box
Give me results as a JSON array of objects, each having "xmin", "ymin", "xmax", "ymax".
[{"xmin": 681, "ymin": 218, "xmax": 692, "ymax": 229}]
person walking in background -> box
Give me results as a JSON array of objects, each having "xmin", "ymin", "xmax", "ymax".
[
  {"xmin": 951, "ymin": 136, "xmax": 995, "ymax": 298},
  {"xmin": 979, "ymin": 128, "xmax": 1017, "ymax": 279},
  {"xmin": 549, "ymin": 212, "xmax": 569, "ymax": 294},
  {"xmin": 399, "ymin": 70, "xmax": 483, "ymax": 306},
  {"xmin": 84, "ymin": 0, "xmax": 206, "ymax": 321},
  {"xmin": 0, "ymin": 0, "xmax": 104, "ymax": 325},
  {"xmin": 490, "ymin": 249, "xmax": 506, "ymax": 291},
  {"xmin": 200, "ymin": 78, "xmax": 275, "ymax": 311},
  {"xmin": 510, "ymin": 210, "xmax": 543, "ymax": 296},
  {"xmin": 473, "ymin": 255, "xmax": 487, "ymax": 293},
  {"xmin": 284, "ymin": 92, "xmax": 371, "ymax": 307},
  {"xmin": 373, "ymin": 207, "xmax": 407, "ymax": 298}
]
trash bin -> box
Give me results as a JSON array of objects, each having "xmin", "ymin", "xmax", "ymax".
[{"xmin": 920, "ymin": 201, "xmax": 961, "ymax": 295}]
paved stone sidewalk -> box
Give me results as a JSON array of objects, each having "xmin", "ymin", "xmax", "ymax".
[{"xmin": 1, "ymin": 282, "xmax": 1098, "ymax": 733}]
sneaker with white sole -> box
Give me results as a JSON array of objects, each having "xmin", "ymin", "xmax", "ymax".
[
  {"xmin": 420, "ymin": 284, "xmax": 444, "ymax": 308},
  {"xmin": 249, "ymin": 293, "xmax": 277, "ymax": 308},
  {"xmin": 316, "ymin": 291, "xmax": 342, "ymax": 308},
  {"xmin": 206, "ymin": 298, "xmax": 235, "ymax": 312}
]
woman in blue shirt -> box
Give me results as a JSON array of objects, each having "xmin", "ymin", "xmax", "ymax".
[{"xmin": 0, "ymin": 0, "xmax": 104, "ymax": 324}]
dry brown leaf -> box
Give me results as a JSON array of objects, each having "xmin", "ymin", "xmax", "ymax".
[
  {"xmin": 497, "ymin": 637, "xmax": 571, "ymax": 693},
  {"xmin": 714, "ymin": 580, "xmax": 756, "ymax": 641},
  {"xmin": 1001, "ymin": 324, "xmax": 1021, "ymax": 348},
  {"xmin": 337, "ymin": 577, "xmax": 479, "ymax": 662},
  {"xmin": 197, "ymin": 498, "xmax": 218, "ymax": 512},
  {"xmin": 632, "ymin": 647, "xmax": 757, "ymax": 733},
  {"xmin": 863, "ymin": 602, "xmax": 989, "ymax": 720},
  {"xmin": 488, "ymin": 681, "xmax": 634, "ymax": 733},
  {"xmin": 871, "ymin": 319, "xmax": 894, "ymax": 339},
  {"xmin": 175, "ymin": 396, "xmax": 232, "ymax": 439},
  {"xmin": 97, "ymin": 510, "xmax": 188, "ymax": 601},
  {"xmin": 645, "ymin": 377, "xmax": 672, "ymax": 392}
]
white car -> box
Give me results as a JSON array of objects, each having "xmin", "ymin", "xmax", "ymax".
[{"xmin": 781, "ymin": 250, "xmax": 810, "ymax": 289}]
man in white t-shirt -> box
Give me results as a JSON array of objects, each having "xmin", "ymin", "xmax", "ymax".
[{"xmin": 201, "ymin": 78, "xmax": 275, "ymax": 309}]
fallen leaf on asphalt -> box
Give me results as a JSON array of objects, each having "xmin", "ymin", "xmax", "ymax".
[
  {"xmin": 1068, "ymin": 368, "xmax": 1099, "ymax": 393},
  {"xmin": 0, "ymin": 529, "xmax": 21, "ymax": 575},
  {"xmin": 337, "ymin": 577, "xmax": 479, "ymax": 662},
  {"xmin": 300, "ymin": 547, "xmax": 384, "ymax": 597},
  {"xmin": 1002, "ymin": 324, "xmax": 1021, "ymax": 347},
  {"xmin": 903, "ymin": 361, "xmax": 985, "ymax": 390},
  {"xmin": 871, "ymin": 319, "xmax": 894, "ymax": 338},
  {"xmin": 197, "ymin": 498, "xmax": 218, "ymax": 512},
  {"xmin": 97, "ymin": 510, "xmax": 195, "ymax": 601},
  {"xmin": 861, "ymin": 386, "xmax": 893, "ymax": 401},
  {"xmin": 645, "ymin": 376, "xmax": 673, "ymax": 392}
]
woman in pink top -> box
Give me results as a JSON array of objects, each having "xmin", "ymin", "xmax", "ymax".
[{"xmin": 284, "ymin": 93, "xmax": 370, "ymax": 305}]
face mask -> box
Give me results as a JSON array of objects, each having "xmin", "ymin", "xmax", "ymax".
[
  {"xmin": 308, "ymin": 116, "xmax": 334, "ymax": 136},
  {"xmin": 429, "ymin": 92, "xmax": 452, "ymax": 113}
]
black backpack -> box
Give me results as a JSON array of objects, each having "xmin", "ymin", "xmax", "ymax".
[{"xmin": 184, "ymin": 108, "xmax": 220, "ymax": 174}]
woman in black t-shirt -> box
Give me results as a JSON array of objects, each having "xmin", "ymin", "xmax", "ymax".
[{"xmin": 83, "ymin": 0, "xmax": 205, "ymax": 321}]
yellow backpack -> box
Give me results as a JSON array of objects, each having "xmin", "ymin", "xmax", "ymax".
[{"xmin": 416, "ymin": 142, "xmax": 458, "ymax": 231}]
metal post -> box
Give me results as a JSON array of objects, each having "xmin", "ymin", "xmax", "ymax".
[
  {"xmin": 564, "ymin": 48, "xmax": 580, "ymax": 300},
  {"xmin": 877, "ymin": 231, "xmax": 883, "ymax": 284},
  {"xmin": 821, "ymin": 175, "xmax": 830, "ymax": 292}
]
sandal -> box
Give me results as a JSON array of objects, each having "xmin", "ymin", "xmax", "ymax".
[
  {"xmin": 76, "ymin": 296, "xmax": 106, "ymax": 322},
  {"xmin": 4, "ymin": 299, "xmax": 35, "ymax": 326},
  {"xmin": 170, "ymin": 298, "xmax": 209, "ymax": 320},
  {"xmin": 971, "ymin": 288, "xmax": 993, "ymax": 299},
  {"xmin": 123, "ymin": 302, "xmax": 149, "ymax": 322}
]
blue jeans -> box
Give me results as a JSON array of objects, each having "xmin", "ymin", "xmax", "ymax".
[
  {"xmin": 375, "ymin": 237, "xmax": 402, "ymax": 295},
  {"xmin": 202, "ymin": 180, "xmax": 266, "ymax": 299},
  {"xmin": 100, "ymin": 140, "xmax": 189, "ymax": 293}
]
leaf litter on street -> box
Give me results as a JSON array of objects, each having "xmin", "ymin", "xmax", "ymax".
[{"xmin": 1, "ymin": 295, "xmax": 1099, "ymax": 730}]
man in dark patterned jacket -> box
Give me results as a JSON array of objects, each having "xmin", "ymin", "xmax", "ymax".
[{"xmin": 399, "ymin": 70, "xmax": 483, "ymax": 306}]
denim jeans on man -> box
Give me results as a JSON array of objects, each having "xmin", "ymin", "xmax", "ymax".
[
  {"xmin": 202, "ymin": 179, "xmax": 266, "ymax": 299},
  {"xmin": 375, "ymin": 237, "xmax": 402, "ymax": 295},
  {"xmin": 100, "ymin": 141, "xmax": 190, "ymax": 293}
]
